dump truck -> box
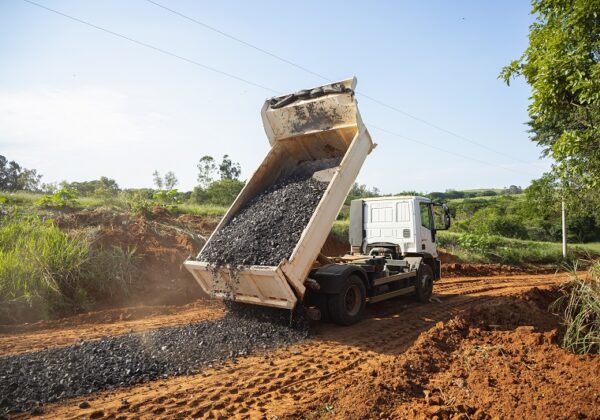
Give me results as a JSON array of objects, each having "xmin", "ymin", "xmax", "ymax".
[{"xmin": 184, "ymin": 77, "xmax": 451, "ymax": 325}]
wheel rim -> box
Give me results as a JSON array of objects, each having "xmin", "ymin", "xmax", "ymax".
[
  {"xmin": 420, "ymin": 274, "xmax": 433, "ymax": 293},
  {"xmin": 344, "ymin": 284, "xmax": 361, "ymax": 316}
]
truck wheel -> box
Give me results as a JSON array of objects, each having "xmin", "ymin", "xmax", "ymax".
[
  {"xmin": 328, "ymin": 275, "xmax": 366, "ymax": 325},
  {"xmin": 415, "ymin": 264, "xmax": 434, "ymax": 303}
]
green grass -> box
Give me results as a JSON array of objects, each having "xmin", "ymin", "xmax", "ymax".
[
  {"xmin": 437, "ymin": 231, "xmax": 600, "ymax": 265},
  {"xmin": 332, "ymin": 220, "xmax": 349, "ymax": 239},
  {"xmin": 0, "ymin": 191, "xmax": 228, "ymax": 217},
  {"xmin": 0, "ymin": 191, "xmax": 41, "ymax": 206},
  {"xmin": 175, "ymin": 203, "xmax": 228, "ymax": 216}
]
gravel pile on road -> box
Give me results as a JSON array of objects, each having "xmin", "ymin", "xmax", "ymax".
[
  {"xmin": 199, "ymin": 159, "xmax": 339, "ymax": 267},
  {"xmin": 0, "ymin": 310, "xmax": 307, "ymax": 415}
]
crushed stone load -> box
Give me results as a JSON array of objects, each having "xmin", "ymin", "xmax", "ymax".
[
  {"xmin": 0, "ymin": 311, "xmax": 307, "ymax": 415},
  {"xmin": 199, "ymin": 158, "xmax": 340, "ymax": 267}
]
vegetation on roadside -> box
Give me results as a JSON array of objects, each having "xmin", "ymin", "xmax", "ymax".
[
  {"xmin": 0, "ymin": 213, "xmax": 139, "ymax": 323},
  {"xmin": 437, "ymin": 232, "xmax": 599, "ymax": 265},
  {"xmin": 551, "ymin": 262, "xmax": 600, "ymax": 354}
]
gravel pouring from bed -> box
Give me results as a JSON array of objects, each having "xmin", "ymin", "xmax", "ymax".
[
  {"xmin": 199, "ymin": 160, "xmax": 337, "ymax": 267},
  {"xmin": 0, "ymin": 311, "xmax": 307, "ymax": 415}
]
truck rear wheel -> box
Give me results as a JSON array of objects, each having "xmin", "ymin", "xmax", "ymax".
[
  {"xmin": 328, "ymin": 275, "xmax": 366, "ymax": 325},
  {"xmin": 415, "ymin": 264, "xmax": 434, "ymax": 303}
]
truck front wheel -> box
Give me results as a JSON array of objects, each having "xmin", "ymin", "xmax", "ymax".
[
  {"xmin": 328, "ymin": 275, "xmax": 366, "ymax": 325},
  {"xmin": 416, "ymin": 264, "xmax": 434, "ymax": 303}
]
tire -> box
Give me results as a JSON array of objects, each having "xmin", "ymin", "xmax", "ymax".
[
  {"xmin": 415, "ymin": 264, "xmax": 434, "ymax": 303},
  {"xmin": 327, "ymin": 275, "xmax": 366, "ymax": 326}
]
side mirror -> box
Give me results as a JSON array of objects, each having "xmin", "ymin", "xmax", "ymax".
[
  {"xmin": 442, "ymin": 204, "xmax": 451, "ymax": 230},
  {"xmin": 433, "ymin": 203, "xmax": 451, "ymax": 231}
]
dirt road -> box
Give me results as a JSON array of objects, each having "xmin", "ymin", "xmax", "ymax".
[{"xmin": 6, "ymin": 272, "xmax": 599, "ymax": 419}]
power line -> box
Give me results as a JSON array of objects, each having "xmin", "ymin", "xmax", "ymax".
[
  {"xmin": 368, "ymin": 124, "xmax": 533, "ymax": 175},
  {"xmin": 144, "ymin": 0, "xmax": 332, "ymax": 83},
  {"xmin": 22, "ymin": 0, "xmax": 279, "ymax": 95},
  {"xmin": 23, "ymin": 0, "xmax": 538, "ymax": 178},
  {"xmin": 143, "ymin": 0, "xmax": 538, "ymax": 167}
]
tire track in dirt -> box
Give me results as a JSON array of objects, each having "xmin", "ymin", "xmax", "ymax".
[
  {"xmin": 20, "ymin": 272, "xmax": 569, "ymax": 419},
  {"xmin": 0, "ymin": 301, "xmax": 224, "ymax": 356}
]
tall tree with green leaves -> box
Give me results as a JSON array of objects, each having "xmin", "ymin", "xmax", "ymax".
[
  {"xmin": 0, "ymin": 155, "xmax": 42, "ymax": 191},
  {"xmin": 163, "ymin": 171, "xmax": 178, "ymax": 190},
  {"xmin": 152, "ymin": 170, "xmax": 163, "ymax": 190},
  {"xmin": 218, "ymin": 155, "xmax": 241, "ymax": 180},
  {"xmin": 197, "ymin": 155, "xmax": 217, "ymax": 188},
  {"xmin": 501, "ymin": 0, "xmax": 600, "ymax": 190}
]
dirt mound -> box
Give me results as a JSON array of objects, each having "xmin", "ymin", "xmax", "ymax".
[
  {"xmin": 54, "ymin": 208, "xmax": 220, "ymax": 308},
  {"xmin": 292, "ymin": 289, "xmax": 600, "ymax": 419},
  {"xmin": 444, "ymin": 262, "xmax": 556, "ymax": 277},
  {"xmin": 438, "ymin": 249, "xmax": 462, "ymax": 264}
]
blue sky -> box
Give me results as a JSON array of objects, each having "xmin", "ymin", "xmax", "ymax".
[{"xmin": 0, "ymin": 0, "xmax": 549, "ymax": 193}]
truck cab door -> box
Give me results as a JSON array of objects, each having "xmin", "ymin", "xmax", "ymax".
[{"xmin": 418, "ymin": 201, "xmax": 437, "ymax": 257}]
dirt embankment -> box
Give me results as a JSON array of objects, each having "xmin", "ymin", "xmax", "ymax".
[{"xmin": 53, "ymin": 207, "xmax": 220, "ymax": 308}]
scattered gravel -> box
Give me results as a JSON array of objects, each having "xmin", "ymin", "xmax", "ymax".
[
  {"xmin": 0, "ymin": 310, "xmax": 307, "ymax": 415},
  {"xmin": 199, "ymin": 159, "xmax": 339, "ymax": 267}
]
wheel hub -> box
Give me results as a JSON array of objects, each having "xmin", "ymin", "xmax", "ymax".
[{"xmin": 344, "ymin": 284, "xmax": 361, "ymax": 316}]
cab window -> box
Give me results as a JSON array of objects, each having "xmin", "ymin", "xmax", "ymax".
[{"xmin": 419, "ymin": 202, "xmax": 432, "ymax": 230}]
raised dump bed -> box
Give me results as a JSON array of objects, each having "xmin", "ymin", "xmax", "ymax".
[{"xmin": 184, "ymin": 77, "xmax": 374, "ymax": 309}]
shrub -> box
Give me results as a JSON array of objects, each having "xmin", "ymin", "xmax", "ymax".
[
  {"xmin": 35, "ymin": 187, "xmax": 79, "ymax": 209},
  {"xmin": 125, "ymin": 191, "xmax": 153, "ymax": 216},
  {"xmin": 551, "ymin": 263, "xmax": 600, "ymax": 354},
  {"xmin": 152, "ymin": 189, "xmax": 182, "ymax": 213}
]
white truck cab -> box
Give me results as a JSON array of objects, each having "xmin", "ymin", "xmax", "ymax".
[
  {"xmin": 351, "ymin": 196, "xmax": 447, "ymax": 258},
  {"xmin": 305, "ymin": 195, "xmax": 451, "ymax": 325}
]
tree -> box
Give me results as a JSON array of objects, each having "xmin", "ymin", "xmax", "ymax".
[
  {"xmin": 152, "ymin": 170, "xmax": 163, "ymax": 190},
  {"xmin": 197, "ymin": 156, "xmax": 217, "ymax": 188},
  {"xmin": 0, "ymin": 155, "xmax": 42, "ymax": 191},
  {"xmin": 164, "ymin": 171, "xmax": 178, "ymax": 190},
  {"xmin": 501, "ymin": 0, "xmax": 600, "ymax": 190},
  {"xmin": 218, "ymin": 155, "xmax": 241, "ymax": 180},
  {"xmin": 94, "ymin": 177, "xmax": 120, "ymax": 197},
  {"xmin": 62, "ymin": 177, "xmax": 119, "ymax": 196},
  {"xmin": 523, "ymin": 172, "xmax": 600, "ymax": 241},
  {"xmin": 504, "ymin": 185, "xmax": 523, "ymax": 195}
]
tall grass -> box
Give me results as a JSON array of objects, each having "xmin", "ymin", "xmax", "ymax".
[
  {"xmin": 174, "ymin": 203, "xmax": 228, "ymax": 216},
  {"xmin": 0, "ymin": 191, "xmax": 228, "ymax": 217},
  {"xmin": 332, "ymin": 220, "xmax": 349, "ymax": 239},
  {"xmin": 551, "ymin": 263, "xmax": 600, "ymax": 354},
  {"xmin": 0, "ymin": 215, "xmax": 139, "ymax": 323}
]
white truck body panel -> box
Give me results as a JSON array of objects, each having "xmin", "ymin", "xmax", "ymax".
[
  {"xmin": 184, "ymin": 78, "xmax": 374, "ymax": 309},
  {"xmin": 362, "ymin": 196, "xmax": 437, "ymax": 257}
]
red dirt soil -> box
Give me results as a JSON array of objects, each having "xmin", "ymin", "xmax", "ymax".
[{"xmin": 8, "ymin": 272, "xmax": 599, "ymax": 419}]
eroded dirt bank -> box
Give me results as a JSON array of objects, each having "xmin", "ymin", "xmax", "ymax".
[{"xmin": 5, "ymin": 272, "xmax": 598, "ymax": 419}]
